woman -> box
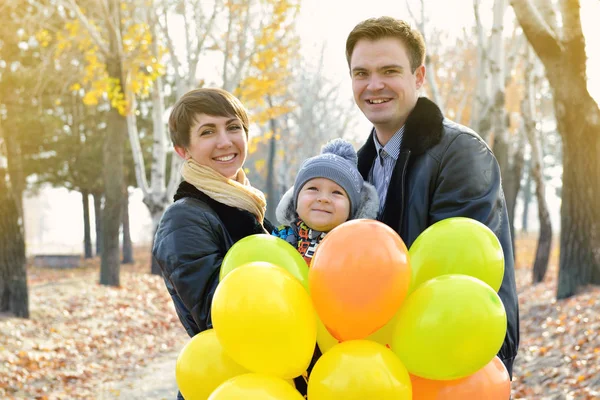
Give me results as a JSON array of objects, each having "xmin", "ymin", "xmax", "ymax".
[{"xmin": 152, "ymin": 88, "xmax": 275, "ymax": 398}]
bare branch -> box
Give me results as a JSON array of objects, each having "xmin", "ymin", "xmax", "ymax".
[
  {"xmin": 55, "ymin": 0, "xmax": 111, "ymax": 56},
  {"xmin": 510, "ymin": 0, "xmax": 563, "ymax": 60}
]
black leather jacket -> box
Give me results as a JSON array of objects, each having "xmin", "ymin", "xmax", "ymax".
[
  {"xmin": 152, "ymin": 181, "xmax": 274, "ymax": 337},
  {"xmin": 357, "ymin": 97, "xmax": 519, "ymax": 370}
]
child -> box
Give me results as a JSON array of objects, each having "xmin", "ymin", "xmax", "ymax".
[{"xmin": 273, "ymin": 138, "xmax": 379, "ymax": 265}]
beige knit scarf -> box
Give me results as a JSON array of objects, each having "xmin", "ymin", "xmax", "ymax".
[{"xmin": 180, "ymin": 158, "xmax": 267, "ymax": 224}]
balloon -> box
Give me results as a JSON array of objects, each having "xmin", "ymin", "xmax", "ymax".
[
  {"xmin": 317, "ymin": 313, "xmax": 397, "ymax": 353},
  {"xmin": 365, "ymin": 310, "xmax": 398, "ymax": 348},
  {"xmin": 175, "ymin": 329, "xmax": 248, "ymax": 400},
  {"xmin": 220, "ymin": 234, "xmax": 309, "ymax": 291},
  {"xmin": 211, "ymin": 262, "xmax": 317, "ymax": 379},
  {"xmin": 308, "ymin": 340, "xmax": 412, "ymax": 400},
  {"xmin": 392, "ymin": 274, "xmax": 507, "ymax": 380},
  {"xmin": 309, "ymin": 219, "xmax": 411, "ymax": 341},
  {"xmin": 408, "ymin": 217, "xmax": 504, "ymax": 293},
  {"xmin": 410, "ymin": 356, "xmax": 511, "ymax": 399},
  {"xmin": 208, "ymin": 373, "xmax": 304, "ymax": 400}
]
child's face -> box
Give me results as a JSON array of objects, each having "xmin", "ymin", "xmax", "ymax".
[{"xmin": 296, "ymin": 178, "xmax": 351, "ymax": 232}]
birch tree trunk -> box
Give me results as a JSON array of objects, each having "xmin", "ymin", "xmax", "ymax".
[
  {"xmin": 471, "ymin": 0, "xmax": 492, "ymax": 137},
  {"xmin": 489, "ymin": 0, "xmax": 509, "ymax": 171},
  {"xmin": 93, "ymin": 191, "xmax": 103, "ymax": 256},
  {"xmin": 121, "ymin": 187, "xmax": 133, "ymax": 264},
  {"xmin": 265, "ymin": 96, "xmax": 278, "ymax": 223},
  {"xmin": 522, "ymin": 54, "xmax": 553, "ymax": 283},
  {"xmin": 406, "ymin": 0, "xmax": 444, "ymax": 112},
  {"xmin": 521, "ymin": 166, "xmax": 532, "ymax": 233}
]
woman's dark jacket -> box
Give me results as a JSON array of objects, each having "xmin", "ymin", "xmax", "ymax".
[{"xmin": 152, "ymin": 181, "xmax": 274, "ymax": 337}]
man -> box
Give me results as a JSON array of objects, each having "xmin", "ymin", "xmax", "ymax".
[{"xmin": 347, "ymin": 16, "xmax": 519, "ymax": 377}]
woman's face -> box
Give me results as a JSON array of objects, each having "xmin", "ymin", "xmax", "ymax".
[{"xmin": 175, "ymin": 113, "xmax": 248, "ymax": 179}]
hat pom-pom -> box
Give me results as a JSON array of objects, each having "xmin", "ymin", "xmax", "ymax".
[{"xmin": 321, "ymin": 138, "xmax": 358, "ymax": 165}]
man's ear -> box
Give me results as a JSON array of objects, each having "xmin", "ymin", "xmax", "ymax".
[
  {"xmin": 414, "ymin": 64, "xmax": 426, "ymax": 90},
  {"xmin": 174, "ymin": 145, "xmax": 188, "ymax": 159}
]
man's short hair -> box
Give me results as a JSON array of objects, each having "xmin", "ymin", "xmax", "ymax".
[
  {"xmin": 168, "ymin": 88, "xmax": 250, "ymax": 148},
  {"xmin": 345, "ymin": 16, "xmax": 426, "ymax": 73}
]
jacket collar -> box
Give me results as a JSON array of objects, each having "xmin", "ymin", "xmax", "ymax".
[
  {"xmin": 357, "ymin": 96, "xmax": 444, "ymax": 176},
  {"xmin": 174, "ymin": 181, "xmax": 274, "ymax": 241}
]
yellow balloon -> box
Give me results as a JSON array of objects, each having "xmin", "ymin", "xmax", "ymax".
[
  {"xmin": 408, "ymin": 217, "xmax": 505, "ymax": 293},
  {"xmin": 316, "ymin": 317, "xmax": 338, "ymax": 353},
  {"xmin": 392, "ymin": 274, "xmax": 507, "ymax": 380},
  {"xmin": 308, "ymin": 340, "xmax": 412, "ymax": 400},
  {"xmin": 317, "ymin": 311, "xmax": 398, "ymax": 353},
  {"xmin": 176, "ymin": 329, "xmax": 248, "ymax": 400},
  {"xmin": 208, "ymin": 373, "xmax": 304, "ymax": 400},
  {"xmin": 220, "ymin": 234, "xmax": 309, "ymax": 291},
  {"xmin": 212, "ymin": 262, "xmax": 317, "ymax": 379}
]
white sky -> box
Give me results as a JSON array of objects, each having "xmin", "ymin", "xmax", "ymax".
[{"xmin": 24, "ymin": 0, "xmax": 600, "ymax": 253}]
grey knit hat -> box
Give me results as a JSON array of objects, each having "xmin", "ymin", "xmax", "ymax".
[{"xmin": 293, "ymin": 138, "xmax": 364, "ymax": 219}]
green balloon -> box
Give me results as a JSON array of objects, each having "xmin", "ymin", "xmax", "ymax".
[
  {"xmin": 220, "ymin": 234, "xmax": 309, "ymax": 291},
  {"xmin": 408, "ymin": 217, "xmax": 504, "ymax": 293},
  {"xmin": 392, "ymin": 274, "xmax": 507, "ymax": 380}
]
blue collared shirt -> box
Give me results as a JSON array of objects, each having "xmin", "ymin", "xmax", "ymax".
[{"xmin": 368, "ymin": 126, "xmax": 405, "ymax": 214}]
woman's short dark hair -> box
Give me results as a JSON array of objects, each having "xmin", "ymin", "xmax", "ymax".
[{"xmin": 168, "ymin": 88, "xmax": 250, "ymax": 148}]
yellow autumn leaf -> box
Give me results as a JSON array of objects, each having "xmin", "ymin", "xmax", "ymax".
[
  {"xmin": 254, "ymin": 159, "xmax": 266, "ymax": 174},
  {"xmin": 82, "ymin": 92, "xmax": 99, "ymax": 106}
]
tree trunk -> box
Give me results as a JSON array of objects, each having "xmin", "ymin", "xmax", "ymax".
[
  {"xmin": 93, "ymin": 191, "xmax": 103, "ymax": 256},
  {"xmin": 0, "ymin": 167, "xmax": 29, "ymax": 318},
  {"xmin": 4, "ymin": 129, "xmax": 24, "ymax": 219},
  {"xmin": 504, "ymin": 128, "xmax": 526, "ymax": 251},
  {"xmin": 532, "ymin": 181, "xmax": 553, "ymax": 284},
  {"xmin": 489, "ymin": 0, "xmax": 509, "ymax": 176},
  {"xmin": 150, "ymin": 211, "xmax": 163, "ymax": 276},
  {"xmin": 512, "ymin": 0, "xmax": 600, "ymax": 298},
  {"xmin": 121, "ymin": 187, "xmax": 133, "ymax": 264},
  {"xmin": 82, "ymin": 190, "xmax": 93, "ymax": 259},
  {"xmin": 521, "ymin": 164, "xmax": 532, "ymax": 233},
  {"xmin": 265, "ymin": 96, "xmax": 278, "ymax": 223},
  {"xmin": 523, "ymin": 47, "xmax": 553, "ymax": 284},
  {"xmin": 100, "ymin": 0, "xmax": 126, "ymax": 287},
  {"xmin": 556, "ymin": 127, "xmax": 600, "ymax": 297}
]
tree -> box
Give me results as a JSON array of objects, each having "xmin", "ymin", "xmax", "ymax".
[
  {"xmin": 0, "ymin": 131, "xmax": 28, "ymax": 318},
  {"xmin": 233, "ymin": 0, "xmax": 300, "ymax": 220},
  {"xmin": 522, "ymin": 46, "xmax": 553, "ymax": 283},
  {"xmin": 512, "ymin": 0, "xmax": 600, "ymax": 298},
  {"xmin": 39, "ymin": 0, "xmax": 165, "ymax": 285}
]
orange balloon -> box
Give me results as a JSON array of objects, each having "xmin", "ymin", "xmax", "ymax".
[
  {"xmin": 410, "ymin": 356, "xmax": 511, "ymax": 399},
  {"xmin": 309, "ymin": 219, "xmax": 411, "ymax": 341}
]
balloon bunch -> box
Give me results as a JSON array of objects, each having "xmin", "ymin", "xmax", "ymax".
[
  {"xmin": 175, "ymin": 217, "xmax": 512, "ymax": 399},
  {"xmin": 176, "ymin": 234, "xmax": 313, "ymax": 400},
  {"xmin": 310, "ymin": 217, "xmax": 511, "ymax": 399}
]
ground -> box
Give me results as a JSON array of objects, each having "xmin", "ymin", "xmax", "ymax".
[{"xmin": 1, "ymin": 237, "xmax": 599, "ymax": 399}]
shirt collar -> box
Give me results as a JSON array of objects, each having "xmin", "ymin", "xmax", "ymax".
[{"xmin": 372, "ymin": 125, "xmax": 405, "ymax": 161}]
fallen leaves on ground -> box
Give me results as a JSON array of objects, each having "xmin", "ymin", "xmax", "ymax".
[
  {"xmin": 0, "ymin": 247, "xmax": 187, "ymax": 399},
  {"xmin": 1, "ymin": 237, "xmax": 599, "ymax": 399},
  {"xmin": 511, "ymin": 235, "xmax": 600, "ymax": 400}
]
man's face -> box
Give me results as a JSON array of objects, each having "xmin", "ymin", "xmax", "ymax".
[{"xmin": 350, "ymin": 37, "xmax": 425, "ymax": 142}]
